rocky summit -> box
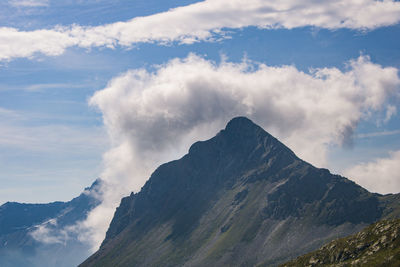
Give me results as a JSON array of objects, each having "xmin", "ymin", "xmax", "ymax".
[{"xmin": 80, "ymin": 117, "xmax": 400, "ymax": 267}]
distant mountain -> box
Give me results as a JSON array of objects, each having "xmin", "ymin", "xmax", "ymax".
[
  {"xmin": 280, "ymin": 218, "xmax": 400, "ymax": 267},
  {"xmin": 80, "ymin": 117, "xmax": 400, "ymax": 267},
  {"xmin": 0, "ymin": 179, "xmax": 102, "ymax": 267}
]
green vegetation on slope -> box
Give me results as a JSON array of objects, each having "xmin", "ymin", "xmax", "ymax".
[{"xmin": 280, "ymin": 219, "xmax": 400, "ymax": 267}]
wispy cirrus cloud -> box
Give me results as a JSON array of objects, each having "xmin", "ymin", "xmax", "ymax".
[
  {"xmin": 1, "ymin": 0, "xmax": 400, "ymax": 61},
  {"xmin": 8, "ymin": 0, "xmax": 49, "ymax": 7},
  {"xmin": 0, "ymin": 82, "xmax": 89, "ymax": 92},
  {"xmin": 0, "ymin": 106, "xmax": 107, "ymax": 153},
  {"xmin": 0, "ymin": 123, "xmax": 106, "ymax": 153},
  {"xmin": 0, "ymin": 106, "xmax": 108, "ymax": 203},
  {"xmin": 357, "ymin": 129, "xmax": 400, "ymax": 138}
]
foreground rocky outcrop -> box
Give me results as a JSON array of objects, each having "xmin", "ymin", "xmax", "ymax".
[
  {"xmin": 81, "ymin": 117, "xmax": 400, "ymax": 267},
  {"xmin": 280, "ymin": 218, "xmax": 400, "ymax": 267}
]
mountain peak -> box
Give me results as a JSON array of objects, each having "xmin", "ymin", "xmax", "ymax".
[
  {"xmin": 219, "ymin": 116, "xmax": 295, "ymax": 161},
  {"xmin": 188, "ymin": 116, "xmax": 284, "ymax": 160},
  {"xmin": 81, "ymin": 117, "xmax": 398, "ymax": 267},
  {"xmin": 226, "ymin": 116, "xmax": 255, "ymax": 128},
  {"xmin": 224, "ymin": 116, "xmax": 265, "ymax": 135},
  {"xmin": 84, "ymin": 178, "xmax": 102, "ymax": 192}
]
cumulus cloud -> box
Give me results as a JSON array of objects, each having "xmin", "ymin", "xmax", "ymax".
[
  {"xmin": 80, "ymin": 54, "xmax": 400, "ymax": 250},
  {"xmin": 30, "ymin": 219, "xmax": 68, "ymax": 245},
  {"xmin": 29, "ymin": 181, "xmax": 103, "ymax": 249},
  {"xmin": 2, "ymin": 0, "xmax": 400, "ymax": 61},
  {"xmin": 345, "ymin": 150, "xmax": 400, "ymax": 194}
]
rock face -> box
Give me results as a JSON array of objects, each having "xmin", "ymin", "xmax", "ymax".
[
  {"xmin": 0, "ymin": 180, "xmax": 101, "ymax": 267},
  {"xmin": 80, "ymin": 117, "xmax": 400, "ymax": 267},
  {"xmin": 280, "ymin": 218, "xmax": 400, "ymax": 267}
]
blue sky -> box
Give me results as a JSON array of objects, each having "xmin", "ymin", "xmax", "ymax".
[{"xmin": 0, "ymin": 0, "xmax": 400, "ymax": 206}]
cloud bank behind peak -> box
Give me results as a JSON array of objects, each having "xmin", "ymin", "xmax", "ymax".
[
  {"xmin": 81, "ymin": 54, "xmax": 400, "ymax": 250},
  {"xmin": 345, "ymin": 150, "xmax": 400, "ymax": 194}
]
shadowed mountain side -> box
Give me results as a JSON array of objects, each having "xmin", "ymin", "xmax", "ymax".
[{"xmin": 80, "ymin": 117, "xmax": 400, "ymax": 267}]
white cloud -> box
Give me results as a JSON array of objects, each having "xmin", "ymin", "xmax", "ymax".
[
  {"xmin": 0, "ymin": 27, "xmax": 76, "ymax": 60},
  {"xmin": 81, "ymin": 54, "xmax": 400, "ymax": 250},
  {"xmin": 344, "ymin": 150, "xmax": 400, "ymax": 194},
  {"xmin": 30, "ymin": 184, "xmax": 103, "ymax": 247},
  {"xmin": 30, "ymin": 219, "xmax": 67, "ymax": 245},
  {"xmin": 2, "ymin": 0, "xmax": 400, "ymax": 61},
  {"xmin": 384, "ymin": 105, "xmax": 397, "ymax": 123}
]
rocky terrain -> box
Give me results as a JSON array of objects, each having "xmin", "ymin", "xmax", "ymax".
[{"xmin": 281, "ymin": 218, "xmax": 400, "ymax": 267}]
